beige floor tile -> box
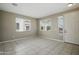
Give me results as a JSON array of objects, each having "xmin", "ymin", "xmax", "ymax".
[{"xmin": 0, "ymin": 37, "xmax": 79, "ymax": 55}]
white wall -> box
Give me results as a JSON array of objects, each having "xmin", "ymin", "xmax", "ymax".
[{"xmin": 64, "ymin": 10, "xmax": 79, "ymax": 45}]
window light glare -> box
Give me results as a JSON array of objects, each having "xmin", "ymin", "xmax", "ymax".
[{"xmin": 68, "ymin": 3, "xmax": 73, "ymax": 7}]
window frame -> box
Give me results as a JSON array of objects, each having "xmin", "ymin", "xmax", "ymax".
[
  {"xmin": 16, "ymin": 17, "xmax": 31, "ymax": 32},
  {"xmin": 40, "ymin": 20, "xmax": 52, "ymax": 31}
]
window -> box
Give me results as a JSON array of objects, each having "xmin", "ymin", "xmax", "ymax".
[
  {"xmin": 41, "ymin": 26, "xmax": 44, "ymax": 30},
  {"xmin": 26, "ymin": 26, "xmax": 29, "ymax": 30},
  {"xmin": 47, "ymin": 26, "xmax": 51, "ymax": 31},
  {"xmin": 58, "ymin": 16, "xmax": 64, "ymax": 33},
  {"xmin": 40, "ymin": 20, "xmax": 51, "ymax": 31},
  {"xmin": 16, "ymin": 17, "xmax": 31, "ymax": 32},
  {"xmin": 16, "ymin": 23, "xmax": 19, "ymax": 30}
]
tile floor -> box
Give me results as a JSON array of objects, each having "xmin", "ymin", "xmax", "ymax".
[{"xmin": 0, "ymin": 37, "xmax": 79, "ymax": 55}]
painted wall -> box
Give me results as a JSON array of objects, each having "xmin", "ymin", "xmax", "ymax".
[
  {"xmin": 0, "ymin": 11, "xmax": 37, "ymax": 42},
  {"xmin": 38, "ymin": 8, "xmax": 79, "ymax": 45},
  {"xmin": 0, "ymin": 11, "xmax": 2, "ymax": 41},
  {"xmin": 64, "ymin": 10, "xmax": 79, "ymax": 45}
]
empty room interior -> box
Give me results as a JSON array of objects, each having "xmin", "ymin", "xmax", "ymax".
[{"xmin": 0, "ymin": 3, "xmax": 79, "ymax": 55}]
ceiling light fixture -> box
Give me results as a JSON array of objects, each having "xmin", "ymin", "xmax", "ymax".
[
  {"xmin": 67, "ymin": 3, "xmax": 73, "ymax": 7},
  {"xmin": 12, "ymin": 3, "xmax": 18, "ymax": 6}
]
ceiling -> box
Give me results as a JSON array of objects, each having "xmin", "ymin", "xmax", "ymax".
[{"xmin": 0, "ymin": 3, "xmax": 79, "ymax": 18}]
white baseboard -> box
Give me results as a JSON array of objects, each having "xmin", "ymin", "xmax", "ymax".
[
  {"xmin": 0, "ymin": 36, "xmax": 35, "ymax": 44},
  {"xmin": 39, "ymin": 36, "xmax": 64, "ymax": 42}
]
